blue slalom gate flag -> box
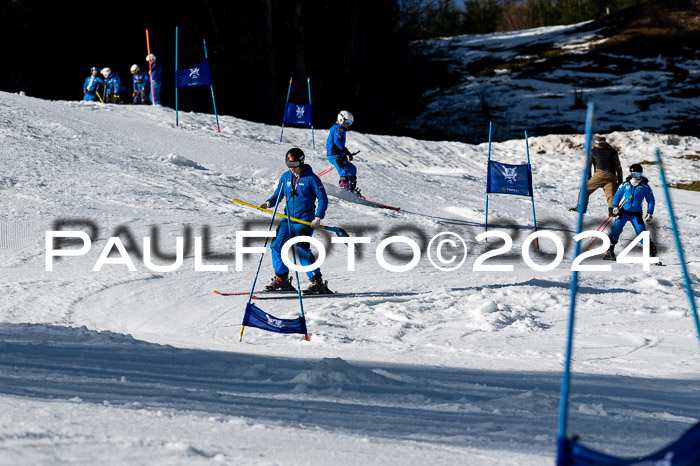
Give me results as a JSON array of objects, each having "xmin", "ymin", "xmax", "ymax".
[
  {"xmin": 175, "ymin": 60, "xmax": 212, "ymax": 88},
  {"xmin": 284, "ymin": 102, "xmax": 313, "ymax": 126},
  {"xmin": 242, "ymin": 303, "xmax": 308, "ymax": 335},
  {"xmin": 557, "ymin": 422, "xmax": 700, "ymax": 465},
  {"xmin": 486, "ymin": 160, "xmax": 533, "ymax": 197}
]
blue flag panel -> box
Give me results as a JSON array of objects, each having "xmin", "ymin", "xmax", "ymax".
[
  {"xmin": 284, "ymin": 102, "xmax": 313, "ymax": 126},
  {"xmin": 557, "ymin": 422, "xmax": 700, "ymax": 465},
  {"xmin": 242, "ymin": 303, "xmax": 308, "ymax": 335},
  {"xmin": 486, "ymin": 160, "xmax": 533, "ymax": 197},
  {"xmin": 176, "ymin": 60, "xmax": 212, "ymax": 88}
]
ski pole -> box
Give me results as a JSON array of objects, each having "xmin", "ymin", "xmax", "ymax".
[
  {"xmin": 96, "ymin": 90, "xmax": 104, "ymax": 103},
  {"xmin": 239, "ymin": 189, "xmax": 285, "ymax": 342},
  {"xmin": 584, "ymin": 194, "xmax": 632, "ymax": 251},
  {"xmin": 317, "ymin": 151, "xmax": 360, "ymax": 178},
  {"xmin": 231, "ymin": 197, "xmax": 353, "ymax": 242}
]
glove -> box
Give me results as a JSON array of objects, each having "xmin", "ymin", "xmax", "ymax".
[
  {"xmin": 644, "ymin": 212, "xmax": 653, "ymax": 223},
  {"xmin": 612, "ymin": 206, "xmax": 620, "ymax": 217},
  {"xmin": 310, "ymin": 217, "xmax": 322, "ymax": 229},
  {"xmin": 259, "ymin": 201, "xmax": 270, "ymax": 209},
  {"xmin": 83, "ymin": 90, "xmax": 87, "ymax": 94},
  {"xmin": 348, "ymin": 152, "xmax": 354, "ymax": 161}
]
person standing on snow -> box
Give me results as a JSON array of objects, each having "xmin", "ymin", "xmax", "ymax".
[
  {"xmin": 326, "ymin": 110, "xmax": 360, "ymax": 194},
  {"xmin": 130, "ymin": 64, "xmax": 149, "ymax": 104},
  {"xmin": 604, "ymin": 163, "xmax": 656, "ymax": 261},
  {"xmin": 146, "ymin": 54, "xmax": 162, "ymax": 105},
  {"xmin": 569, "ymin": 135, "xmax": 623, "ymax": 216},
  {"xmin": 101, "ymin": 68, "xmax": 126, "ymax": 104},
  {"xmin": 260, "ymin": 148, "xmax": 332, "ymax": 294},
  {"xmin": 83, "ymin": 67, "xmax": 104, "ymax": 102}
]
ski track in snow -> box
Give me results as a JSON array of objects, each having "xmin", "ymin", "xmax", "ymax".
[{"xmin": 0, "ymin": 92, "xmax": 699, "ymax": 464}]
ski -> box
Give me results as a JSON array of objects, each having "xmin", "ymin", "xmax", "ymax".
[
  {"xmin": 253, "ymin": 292, "xmax": 352, "ymax": 300},
  {"xmin": 361, "ymin": 197, "xmax": 400, "ymax": 211},
  {"xmin": 214, "ymin": 289, "xmax": 297, "ymax": 296}
]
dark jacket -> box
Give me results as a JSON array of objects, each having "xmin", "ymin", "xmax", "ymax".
[{"xmin": 590, "ymin": 142, "xmax": 623, "ymax": 185}]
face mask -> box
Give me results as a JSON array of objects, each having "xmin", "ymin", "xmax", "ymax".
[{"xmin": 630, "ymin": 177, "xmax": 642, "ymax": 186}]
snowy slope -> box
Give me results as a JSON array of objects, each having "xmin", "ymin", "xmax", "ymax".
[
  {"xmin": 411, "ymin": 19, "xmax": 700, "ymax": 142},
  {"xmin": 1, "ymin": 92, "xmax": 699, "ymax": 464}
]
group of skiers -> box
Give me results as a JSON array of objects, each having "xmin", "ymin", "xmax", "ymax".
[
  {"xmin": 569, "ymin": 135, "xmax": 656, "ymax": 261},
  {"xmin": 260, "ymin": 127, "xmax": 658, "ymax": 295},
  {"xmin": 82, "ymin": 54, "xmax": 161, "ymax": 105},
  {"xmin": 259, "ymin": 110, "xmax": 359, "ymax": 295}
]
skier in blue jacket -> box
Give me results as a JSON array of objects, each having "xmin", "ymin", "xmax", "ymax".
[
  {"xmin": 83, "ymin": 67, "xmax": 104, "ymax": 102},
  {"xmin": 260, "ymin": 148, "xmax": 332, "ymax": 294},
  {"xmin": 101, "ymin": 68, "xmax": 126, "ymax": 104},
  {"xmin": 130, "ymin": 64, "xmax": 149, "ymax": 104},
  {"xmin": 146, "ymin": 54, "xmax": 162, "ymax": 105},
  {"xmin": 604, "ymin": 163, "xmax": 656, "ymax": 261},
  {"xmin": 326, "ymin": 110, "xmax": 359, "ymax": 193}
]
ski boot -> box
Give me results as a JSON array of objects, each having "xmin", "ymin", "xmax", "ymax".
[
  {"xmin": 349, "ymin": 176, "xmax": 361, "ymax": 196},
  {"xmin": 303, "ymin": 273, "xmax": 333, "ymax": 295},
  {"xmin": 339, "ymin": 177, "xmax": 351, "ymax": 191},
  {"xmin": 649, "ymin": 240, "xmax": 657, "ymax": 256},
  {"xmin": 265, "ymin": 273, "xmax": 295, "ymax": 291},
  {"xmin": 568, "ymin": 206, "xmax": 578, "ymax": 212},
  {"xmin": 603, "ymin": 249, "xmax": 616, "ymax": 261}
]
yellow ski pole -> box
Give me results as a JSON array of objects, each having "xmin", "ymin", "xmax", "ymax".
[{"xmin": 231, "ymin": 197, "xmax": 351, "ymax": 239}]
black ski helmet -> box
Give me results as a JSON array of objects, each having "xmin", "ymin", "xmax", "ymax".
[
  {"xmin": 629, "ymin": 163, "xmax": 643, "ymax": 174},
  {"xmin": 285, "ymin": 148, "xmax": 305, "ymax": 168}
]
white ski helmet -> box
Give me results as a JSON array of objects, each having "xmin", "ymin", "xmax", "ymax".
[
  {"xmin": 130, "ymin": 64, "xmax": 140, "ymax": 73},
  {"xmin": 100, "ymin": 67, "xmax": 111, "ymax": 78},
  {"xmin": 146, "ymin": 54, "xmax": 156, "ymax": 63},
  {"xmin": 337, "ymin": 110, "xmax": 354, "ymax": 126}
]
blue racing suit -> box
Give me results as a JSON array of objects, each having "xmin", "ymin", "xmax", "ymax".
[
  {"xmin": 105, "ymin": 72, "xmax": 127, "ymax": 99},
  {"xmin": 326, "ymin": 123, "xmax": 356, "ymax": 179},
  {"xmin": 266, "ymin": 165, "xmax": 328, "ymax": 278},
  {"xmin": 148, "ymin": 63, "xmax": 162, "ymax": 105},
  {"xmin": 609, "ymin": 177, "xmax": 655, "ymax": 244},
  {"xmin": 83, "ymin": 74, "xmax": 104, "ymax": 101}
]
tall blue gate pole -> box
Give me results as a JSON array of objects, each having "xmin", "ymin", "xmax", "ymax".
[
  {"xmin": 203, "ymin": 39, "xmax": 220, "ymax": 133},
  {"xmin": 525, "ymin": 130, "xmax": 539, "ymax": 250},
  {"xmin": 557, "ymin": 102, "xmax": 595, "ymax": 441},
  {"xmin": 307, "ymin": 77, "xmax": 315, "ymax": 150},
  {"xmin": 175, "ymin": 27, "xmax": 178, "ymax": 127},
  {"xmin": 654, "ymin": 149, "xmax": 700, "ymax": 350},
  {"xmin": 484, "ymin": 121, "xmax": 492, "ymax": 235},
  {"xmin": 280, "ymin": 77, "xmax": 292, "ymax": 143}
]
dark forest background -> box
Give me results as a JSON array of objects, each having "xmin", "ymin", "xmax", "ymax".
[{"xmin": 0, "ymin": 0, "xmax": 651, "ymax": 137}]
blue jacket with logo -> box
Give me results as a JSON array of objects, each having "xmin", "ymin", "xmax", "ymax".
[
  {"xmin": 83, "ymin": 75, "xmax": 104, "ymax": 93},
  {"xmin": 149, "ymin": 63, "xmax": 162, "ymax": 84},
  {"xmin": 613, "ymin": 177, "xmax": 655, "ymax": 213},
  {"xmin": 326, "ymin": 124, "xmax": 348, "ymax": 156},
  {"xmin": 266, "ymin": 165, "xmax": 328, "ymax": 223},
  {"xmin": 105, "ymin": 72, "xmax": 127, "ymax": 95},
  {"xmin": 133, "ymin": 71, "xmax": 149, "ymax": 91}
]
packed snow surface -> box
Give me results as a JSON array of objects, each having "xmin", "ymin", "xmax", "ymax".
[{"xmin": 0, "ymin": 92, "xmax": 699, "ymax": 464}]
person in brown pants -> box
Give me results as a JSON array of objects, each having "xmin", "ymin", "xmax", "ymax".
[{"xmin": 569, "ymin": 136, "xmax": 623, "ymax": 216}]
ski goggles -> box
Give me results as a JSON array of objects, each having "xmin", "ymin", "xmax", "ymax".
[{"xmin": 630, "ymin": 172, "xmax": 643, "ymax": 178}]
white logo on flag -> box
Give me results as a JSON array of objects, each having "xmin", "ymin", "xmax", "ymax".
[
  {"xmin": 295, "ymin": 105, "xmax": 305, "ymax": 119},
  {"xmin": 189, "ymin": 67, "xmax": 200, "ymax": 79},
  {"xmin": 503, "ymin": 167, "xmax": 518, "ymax": 184},
  {"xmin": 266, "ymin": 314, "xmax": 283, "ymax": 327}
]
